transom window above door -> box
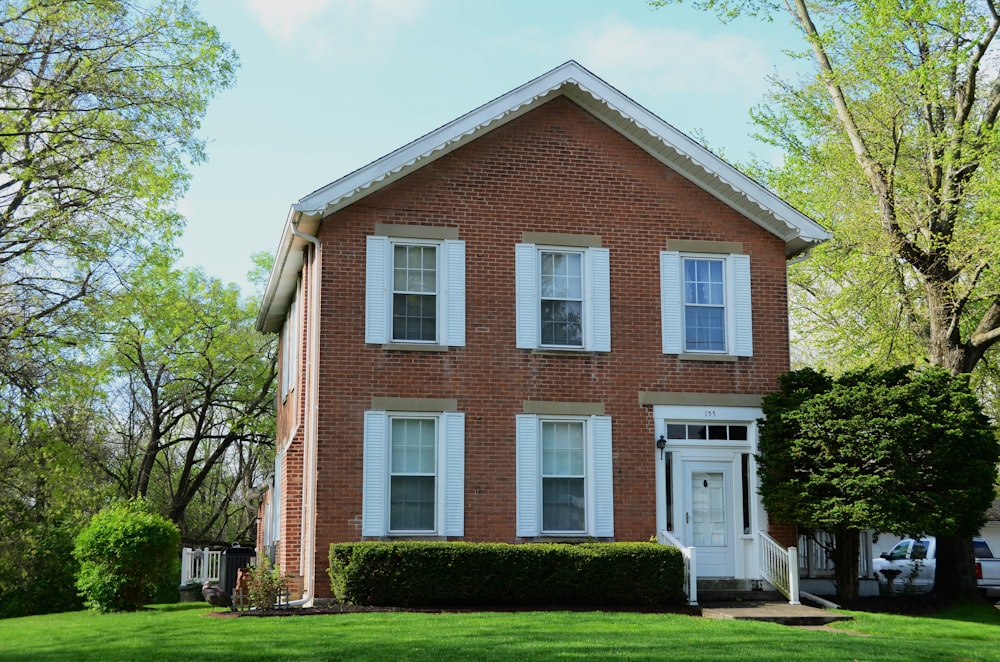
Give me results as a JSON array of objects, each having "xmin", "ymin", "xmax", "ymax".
[{"xmin": 666, "ymin": 423, "xmax": 749, "ymax": 441}]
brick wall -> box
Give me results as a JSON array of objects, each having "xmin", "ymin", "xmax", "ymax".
[{"xmin": 302, "ymin": 97, "xmax": 790, "ymax": 597}]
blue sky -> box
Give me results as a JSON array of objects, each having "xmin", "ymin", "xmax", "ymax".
[{"xmin": 176, "ymin": 0, "xmax": 807, "ymax": 289}]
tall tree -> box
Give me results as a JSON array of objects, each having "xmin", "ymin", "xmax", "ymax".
[
  {"xmin": 653, "ymin": 0, "xmax": 1000, "ymax": 600},
  {"xmin": 0, "ymin": 0, "xmax": 237, "ymax": 392},
  {"xmin": 94, "ymin": 262, "xmax": 276, "ymax": 544},
  {"xmin": 758, "ymin": 366, "xmax": 998, "ymax": 601}
]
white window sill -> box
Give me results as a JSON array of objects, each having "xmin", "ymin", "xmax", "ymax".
[
  {"xmin": 677, "ymin": 353, "xmax": 739, "ymax": 363},
  {"xmin": 380, "ymin": 343, "xmax": 450, "ymax": 352}
]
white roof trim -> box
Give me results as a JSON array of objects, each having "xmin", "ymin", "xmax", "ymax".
[{"xmin": 257, "ymin": 60, "xmax": 829, "ymax": 332}]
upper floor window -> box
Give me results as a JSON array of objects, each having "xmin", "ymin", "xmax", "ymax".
[
  {"xmin": 683, "ymin": 257, "xmax": 725, "ymax": 352},
  {"xmin": 392, "ymin": 244, "xmax": 437, "ymax": 342},
  {"xmin": 540, "ymin": 251, "xmax": 583, "ymax": 347},
  {"xmin": 515, "ymin": 240, "xmax": 610, "ymax": 352},
  {"xmin": 280, "ymin": 285, "xmax": 299, "ymax": 399},
  {"xmin": 660, "ymin": 250, "xmax": 752, "ymax": 358},
  {"xmin": 366, "ymin": 231, "xmax": 465, "ymax": 348}
]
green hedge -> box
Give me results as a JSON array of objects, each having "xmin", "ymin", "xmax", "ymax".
[{"xmin": 329, "ymin": 542, "xmax": 684, "ymax": 608}]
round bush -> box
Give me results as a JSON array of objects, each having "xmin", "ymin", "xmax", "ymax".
[{"xmin": 73, "ymin": 500, "xmax": 180, "ymax": 612}]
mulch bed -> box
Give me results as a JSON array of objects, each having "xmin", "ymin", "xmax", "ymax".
[{"xmin": 210, "ymin": 603, "xmax": 702, "ymax": 618}]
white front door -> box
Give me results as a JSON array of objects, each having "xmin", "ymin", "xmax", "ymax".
[{"xmin": 684, "ymin": 462, "xmax": 734, "ymax": 577}]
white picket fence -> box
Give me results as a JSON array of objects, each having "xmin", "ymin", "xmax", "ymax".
[{"xmin": 181, "ymin": 547, "xmax": 222, "ymax": 585}]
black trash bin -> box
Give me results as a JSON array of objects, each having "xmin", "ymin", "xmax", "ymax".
[{"xmin": 219, "ymin": 544, "xmax": 256, "ymax": 597}]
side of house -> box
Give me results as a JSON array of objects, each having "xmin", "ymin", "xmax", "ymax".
[{"xmin": 255, "ymin": 61, "xmax": 829, "ymax": 603}]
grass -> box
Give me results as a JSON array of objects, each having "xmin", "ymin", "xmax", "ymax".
[{"xmin": 1, "ymin": 602, "xmax": 1000, "ymax": 661}]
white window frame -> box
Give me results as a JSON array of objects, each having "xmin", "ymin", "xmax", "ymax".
[
  {"xmin": 366, "ymin": 236, "xmax": 465, "ymax": 347},
  {"xmin": 660, "ymin": 251, "xmax": 752, "ymax": 357},
  {"xmin": 515, "ymin": 414, "xmax": 614, "ymax": 538},
  {"xmin": 362, "ymin": 410, "xmax": 465, "ymax": 537},
  {"xmin": 280, "ymin": 285, "xmax": 299, "ymax": 399},
  {"xmin": 515, "ymin": 244, "xmax": 610, "ymax": 352}
]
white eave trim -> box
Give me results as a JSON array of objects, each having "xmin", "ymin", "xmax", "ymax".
[{"xmin": 257, "ymin": 60, "xmax": 830, "ymax": 329}]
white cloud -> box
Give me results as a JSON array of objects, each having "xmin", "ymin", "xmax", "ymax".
[
  {"xmin": 244, "ymin": 0, "xmax": 427, "ymax": 55},
  {"xmin": 572, "ymin": 16, "xmax": 774, "ymax": 106}
]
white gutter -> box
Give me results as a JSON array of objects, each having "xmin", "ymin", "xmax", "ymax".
[{"xmin": 285, "ymin": 217, "xmax": 321, "ymax": 608}]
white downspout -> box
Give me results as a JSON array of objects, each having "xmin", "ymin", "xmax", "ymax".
[{"xmin": 286, "ymin": 220, "xmax": 320, "ymax": 607}]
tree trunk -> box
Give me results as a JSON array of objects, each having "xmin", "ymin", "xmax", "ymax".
[
  {"xmin": 934, "ymin": 535, "xmax": 979, "ymax": 602},
  {"xmin": 833, "ymin": 530, "xmax": 861, "ymax": 602}
]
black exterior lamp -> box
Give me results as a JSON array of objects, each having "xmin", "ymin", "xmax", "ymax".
[{"xmin": 656, "ymin": 434, "xmax": 667, "ymax": 459}]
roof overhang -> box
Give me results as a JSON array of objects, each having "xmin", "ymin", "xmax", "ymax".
[{"xmin": 256, "ymin": 60, "xmax": 830, "ymax": 332}]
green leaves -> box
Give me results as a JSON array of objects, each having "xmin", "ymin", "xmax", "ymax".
[{"xmin": 759, "ymin": 365, "xmax": 998, "ymax": 538}]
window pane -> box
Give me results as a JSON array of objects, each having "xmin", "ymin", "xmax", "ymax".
[
  {"xmin": 729, "ymin": 426, "xmax": 748, "ymax": 441},
  {"xmin": 708, "ymin": 425, "xmax": 728, "ymax": 440},
  {"xmin": 667, "ymin": 424, "xmax": 687, "ymax": 439},
  {"xmin": 390, "ymin": 419, "xmax": 435, "ymax": 473},
  {"xmin": 540, "ymin": 300, "xmax": 582, "ymax": 346},
  {"xmin": 389, "ymin": 476, "xmax": 435, "ymax": 531},
  {"xmin": 542, "ymin": 477, "xmax": 585, "ymax": 531},
  {"xmin": 393, "ymin": 293, "xmax": 436, "ymax": 342},
  {"xmin": 685, "ymin": 307, "xmax": 725, "ymax": 351},
  {"xmin": 542, "ymin": 421, "xmax": 585, "ymax": 476},
  {"xmin": 393, "ymin": 245, "xmax": 436, "ymax": 293},
  {"xmin": 541, "ymin": 252, "xmax": 582, "ymax": 299}
]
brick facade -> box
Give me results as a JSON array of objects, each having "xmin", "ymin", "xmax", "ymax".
[{"xmin": 283, "ymin": 97, "xmax": 793, "ymax": 598}]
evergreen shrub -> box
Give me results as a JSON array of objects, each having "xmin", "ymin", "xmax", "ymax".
[{"xmin": 329, "ymin": 541, "xmax": 684, "ymax": 607}]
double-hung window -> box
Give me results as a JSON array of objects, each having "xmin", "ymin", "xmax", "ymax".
[
  {"xmin": 515, "ymin": 413, "xmax": 614, "ymax": 537},
  {"xmin": 362, "ymin": 408, "xmax": 465, "ymax": 537},
  {"xmin": 660, "ymin": 247, "xmax": 752, "ymax": 357},
  {"xmin": 392, "ymin": 244, "xmax": 438, "ymax": 343},
  {"xmin": 365, "ymin": 226, "xmax": 465, "ymax": 348},
  {"xmin": 515, "ymin": 236, "xmax": 610, "ymax": 352}
]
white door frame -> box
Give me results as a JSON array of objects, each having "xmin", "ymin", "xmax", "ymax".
[{"xmin": 652, "ymin": 404, "xmax": 763, "ymax": 580}]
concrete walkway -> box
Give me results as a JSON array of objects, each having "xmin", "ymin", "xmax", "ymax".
[{"xmin": 701, "ymin": 600, "xmax": 854, "ymax": 626}]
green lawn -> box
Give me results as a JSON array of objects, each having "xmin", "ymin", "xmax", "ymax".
[{"xmin": 1, "ymin": 602, "xmax": 999, "ymax": 661}]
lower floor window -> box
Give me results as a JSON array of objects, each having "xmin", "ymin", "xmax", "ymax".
[
  {"xmin": 362, "ymin": 409, "xmax": 465, "ymax": 538},
  {"xmin": 515, "ymin": 413, "xmax": 614, "ymax": 538},
  {"xmin": 389, "ymin": 417, "xmax": 436, "ymax": 532},
  {"xmin": 541, "ymin": 421, "xmax": 586, "ymax": 532}
]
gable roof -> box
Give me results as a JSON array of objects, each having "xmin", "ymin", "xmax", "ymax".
[{"xmin": 257, "ymin": 60, "xmax": 830, "ymax": 332}]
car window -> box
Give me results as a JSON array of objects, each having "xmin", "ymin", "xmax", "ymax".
[
  {"xmin": 974, "ymin": 539, "xmax": 993, "ymax": 559},
  {"xmin": 887, "ymin": 541, "xmax": 911, "ymax": 561},
  {"xmin": 911, "ymin": 540, "xmax": 929, "ymax": 560}
]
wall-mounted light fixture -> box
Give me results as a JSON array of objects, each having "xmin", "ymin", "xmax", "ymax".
[{"xmin": 656, "ymin": 434, "xmax": 667, "ymax": 459}]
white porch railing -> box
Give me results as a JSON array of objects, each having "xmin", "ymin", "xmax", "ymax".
[
  {"xmin": 760, "ymin": 532, "xmax": 800, "ymax": 605},
  {"xmin": 658, "ymin": 530, "xmax": 698, "ymax": 606},
  {"xmin": 181, "ymin": 547, "xmax": 222, "ymax": 585}
]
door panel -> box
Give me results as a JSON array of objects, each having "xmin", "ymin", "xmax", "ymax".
[{"xmin": 684, "ymin": 462, "xmax": 734, "ymax": 577}]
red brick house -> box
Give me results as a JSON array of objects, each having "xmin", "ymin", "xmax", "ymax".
[{"xmin": 255, "ymin": 61, "xmax": 829, "ymax": 605}]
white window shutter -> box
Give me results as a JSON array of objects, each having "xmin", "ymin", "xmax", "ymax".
[
  {"xmin": 515, "ymin": 414, "xmax": 539, "ymax": 537},
  {"xmin": 589, "ymin": 247, "xmax": 611, "ymax": 352},
  {"xmin": 515, "ymin": 244, "xmax": 538, "ymax": 349},
  {"xmin": 365, "ymin": 236, "xmax": 388, "ymax": 345},
  {"xmin": 362, "ymin": 411, "xmax": 388, "ymax": 536},
  {"xmin": 442, "ymin": 412, "xmax": 465, "ymax": 536},
  {"xmin": 443, "ymin": 240, "xmax": 466, "ymax": 347},
  {"xmin": 660, "ymin": 251, "xmax": 682, "ymax": 354},
  {"xmin": 731, "ymin": 254, "xmax": 753, "ymax": 357},
  {"xmin": 591, "ymin": 415, "xmax": 615, "ymax": 538}
]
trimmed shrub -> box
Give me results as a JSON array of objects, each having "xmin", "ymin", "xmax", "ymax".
[
  {"xmin": 329, "ymin": 541, "xmax": 684, "ymax": 608},
  {"xmin": 73, "ymin": 500, "xmax": 180, "ymax": 612}
]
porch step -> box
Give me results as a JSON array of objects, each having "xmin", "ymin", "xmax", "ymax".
[{"xmin": 698, "ymin": 588, "xmax": 783, "ymax": 603}]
